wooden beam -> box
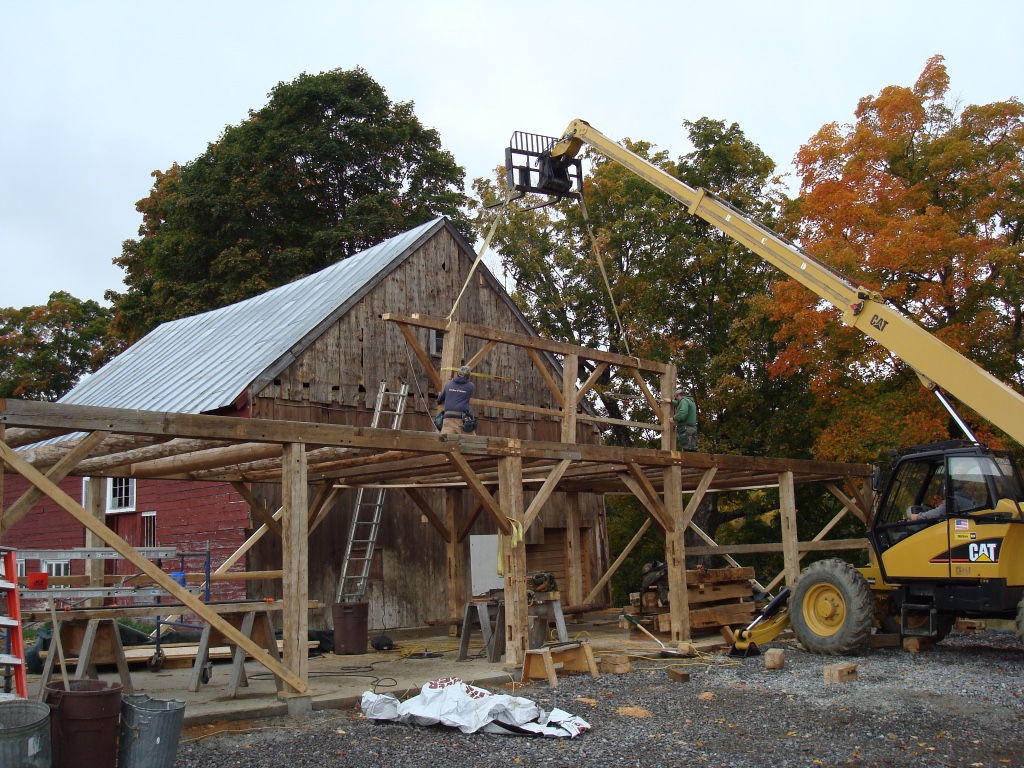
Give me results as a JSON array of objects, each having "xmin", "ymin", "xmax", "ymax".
[
  {"xmin": 445, "ymin": 490, "xmax": 464, "ymax": 638},
  {"xmin": 778, "ymin": 471, "xmax": 800, "ymax": 587},
  {"xmin": 404, "ymin": 488, "xmax": 451, "ymax": 542},
  {"xmin": 564, "ymin": 493, "xmax": 584, "ymax": 621},
  {"xmin": 626, "ymin": 463, "xmax": 674, "ymax": 531},
  {"xmin": 230, "ymin": 482, "xmax": 283, "ymax": 538},
  {"xmin": 560, "ymin": 354, "xmax": 578, "ymax": 443},
  {"xmin": 281, "ymin": 443, "xmax": 309, "ymax": 693},
  {"xmin": 498, "ymin": 455, "xmax": 528, "ymax": 667},
  {"xmin": 522, "ymin": 459, "xmax": 571, "ymax": 531},
  {"xmin": 77, "ymin": 438, "xmax": 233, "ymax": 474},
  {"xmin": 681, "ymin": 468, "xmax": 718, "ymax": 531},
  {"xmin": 628, "ymin": 367, "xmax": 661, "ymax": 418},
  {"xmin": 3, "ymin": 427, "xmax": 72, "ymax": 449},
  {"xmin": 384, "ymin": 313, "xmax": 671, "ymax": 373},
  {"xmin": 575, "ymin": 362, "xmax": 608, "ymax": 406},
  {"xmin": 217, "ymin": 508, "xmax": 283, "ymax": 574},
  {"xmin": 466, "ymin": 339, "xmax": 498, "ymax": 369},
  {"xmin": 664, "ymin": 464, "xmax": 690, "ymax": 642},
  {"xmin": 307, "ymin": 487, "xmax": 340, "ymax": 535},
  {"xmin": 2, "ymin": 430, "xmax": 111, "ymax": 533},
  {"xmin": 827, "ymin": 481, "xmax": 869, "ymax": 524},
  {"xmin": 85, "ymin": 477, "xmax": 106, "ymax": 607},
  {"xmin": 395, "ymin": 322, "xmax": 443, "ymax": 390},
  {"xmin": 446, "ymin": 452, "xmax": 511, "ymax": 535},
  {"xmin": 0, "ymin": 440, "xmax": 307, "ymax": 693},
  {"xmin": 577, "ymin": 413, "xmax": 665, "ymax": 431},
  {"xmin": 526, "ymin": 347, "xmax": 565, "ymax": 408},
  {"xmin": 583, "ymin": 518, "xmax": 652, "ymax": 605},
  {"xmin": 685, "ymin": 538, "xmax": 869, "ymax": 557},
  {"xmin": 468, "ymin": 399, "xmax": 561, "ymax": 418},
  {"xmin": 660, "ymin": 364, "xmax": 677, "ymax": 448},
  {"xmin": 306, "ymin": 481, "xmax": 335, "ymax": 525},
  {"xmin": 761, "ymin": 505, "xmax": 853, "ymax": 593},
  {"xmin": 685, "ymin": 521, "xmax": 767, "ymax": 593},
  {"xmin": 617, "ymin": 471, "xmax": 670, "ymax": 532},
  {"xmin": 131, "ymin": 443, "xmax": 283, "ymax": 478}
]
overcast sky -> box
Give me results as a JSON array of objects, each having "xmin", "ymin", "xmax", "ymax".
[{"xmin": 2, "ymin": 1, "xmax": 1022, "ymax": 309}]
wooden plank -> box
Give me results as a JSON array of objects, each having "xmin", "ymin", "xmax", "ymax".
[
  {"xmin": 778, "ymin": 471, "xmax": 800, "ymax": 588},
  {"xmin": 217, "ymin": 508, "xmax": 283, "ymax": 574},
  {"xmin": 405, "ymin": 487, "xmax": 451, "ymax": 542},
  {"xmin": 446, "ymin": 452, "xmax": 511, "ymax": 535},
  {"xmin": 522, "ymin": 459, "xmax": 571, "ymax": 531},
  {"xmin": 0, "ymin": 440, "xmax": 308, "ymax": 693},
  {"xmin": 231, "ymin": 481, "xmax": 284, "ymax": 538},
  {"xmin": 2, "ymin": 429, "xmax": 111, "ymax": 533},
  {"xmin": 526, "ymin": 347, "xmax": 565, "ymax": 408},
  {"xmin": 683, "ymin": 538, "xmax": 869, "ymax": 557},
  {"xmin": 575, "ymin": 362, "xmax": 608, "ymax": 405},
  {"xmin": 22, "ymin": 600, "xmax": 317, "ymax": 623},
  {"xmin": 685, "ymin": 582, "xmax": 752, "ymax": 604}
]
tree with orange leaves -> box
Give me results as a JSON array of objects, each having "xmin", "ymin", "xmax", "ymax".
[{"xmin": 775, "ymin": 56, "xmax": 1024, "ymax": 461}]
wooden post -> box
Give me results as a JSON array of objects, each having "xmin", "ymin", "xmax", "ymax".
[
  {"xmin": 779, "ymin": 471, "xmax": 800, "ymax": 587},
  {"xmin": 85, "ymin": 478, "xmax": 106, "ymax": 607},
  {"xmin": 565, "ymin": 492, "xmax": 583, "ymax": 621},
  {"xmin": 660, "ymin": 363, "xmax": 677, "ymax": 451},
  {"xmin": 561, "ymin": 353, "xmax": 578, "ymax": 443},
  {"xmin": 281, "ymin": 443, "xmax": 309, "ymax": 694},
  {"xmin": 439, "ymin": 320, "xmax": 465, "ymax": 384},
  {"xmin": 664, "ymin": 464, "xmax": 690, "ymax": 642},
  {"xmin": 499, "ymin": 454, "xmax": 528, "ymax": 667},
  {"xmin": 446, "ymin": 490, "xmax": 464, "ymax": 638}
]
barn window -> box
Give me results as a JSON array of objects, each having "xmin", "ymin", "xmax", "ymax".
[
  {"xmin": 16, "ymin": 560, "xmax": 26, "ymax": 578},
  {"xmin": 142, "ymin": 512, "xmax": 157, "ymax": 548},
  {"xmin": 107, "ymin": 478, "xmax": 136, "ymax": 513},
  {"xmin": 429, "ymin": 329, "xmax": 445, "ymax": 357},
  {"xmin": 45, "ymin": 560, "xmax": 71, "ymax": 578}
]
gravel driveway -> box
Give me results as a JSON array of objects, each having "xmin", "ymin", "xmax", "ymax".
[{"xmin": 174, "ymin": 629, "xmax": 1023, "ymax": 768}]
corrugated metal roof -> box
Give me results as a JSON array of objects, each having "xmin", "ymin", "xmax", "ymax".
[{"xmin": 60, "ymin": 218, "xmax": 448, "ymax": 414}]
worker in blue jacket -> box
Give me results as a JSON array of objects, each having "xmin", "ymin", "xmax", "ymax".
[{"xmin": 437, "ymin": 365, "xmax": 475, "ymax": 435}]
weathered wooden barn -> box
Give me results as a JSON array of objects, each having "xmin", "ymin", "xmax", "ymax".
[{"xmin": 4, "ymin": 217, "xmax": 609, "ymax": 628}]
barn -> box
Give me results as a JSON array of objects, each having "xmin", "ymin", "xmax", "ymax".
[{"xmin": 3, "ymin": 217, "xmax": 609, "ymax": 628}]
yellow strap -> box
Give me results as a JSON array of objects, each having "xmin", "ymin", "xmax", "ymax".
[{"xmin": 495, "ymin": 518, "xmax": 523, "ymax": 576}]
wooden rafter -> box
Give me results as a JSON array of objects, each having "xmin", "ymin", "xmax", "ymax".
[
  {"xmin": 395, "ymin": 321, "xmax": 443, "ymax": 390},
  {"xmin": 525, "ymin": 347, "xmax": 565, "ymax": 408},
  {"xmin": 466, "ymin": 340, "xmax": 498, "ymax": 369}
]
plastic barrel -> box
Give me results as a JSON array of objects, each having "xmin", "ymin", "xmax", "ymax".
[
  {"xmin": 332, "ymin": 601, "xmax": 369, "ymax": 654},
  {"xmin": 43, "ymin": 680, "xmax": 123, "ymax": 768},
  {"xmin": 119, "ymin": 694, "xmax": 186, "ymax": 768},
  {"xmin": 0, "ymin": 699, "xmax": 52, "ymax": 768}
]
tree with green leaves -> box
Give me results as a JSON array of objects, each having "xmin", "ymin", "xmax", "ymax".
[
  {"xmin": 0, "ymin": 291, "xmax": 113, "ymax": 401},
  {"xmin": 775, "ymin": 55, "xmax": 1024, "ymax": 462},
  {"xmin": 109, "ymin": 67, "xmax": 471, "ymax": 342}
]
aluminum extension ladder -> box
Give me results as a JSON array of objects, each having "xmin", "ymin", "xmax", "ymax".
[
  {"xmin": 335, "ymin": 380, "xmax": 410, "ymax": 603},
  {"xmin": 0, "ymin": 547, "xmax": 27, "ymax": 698}
]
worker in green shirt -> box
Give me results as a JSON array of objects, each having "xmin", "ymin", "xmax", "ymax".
[{"xmin": 673, "ymin": 389, "xmax": 698, "ymax": 452}]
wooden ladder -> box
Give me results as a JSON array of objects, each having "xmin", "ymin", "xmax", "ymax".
[
  {"xmin": 336, "ymin": 380, "xmax": 410, "ymax": 603},
  {"xmin": 0, "ymin": 547, "xmax": 27, "ymax": 698}
]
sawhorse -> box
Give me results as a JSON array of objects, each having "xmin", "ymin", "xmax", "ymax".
[
  {"xmin": 39, "ymin": 618, "xmax": 133, "ymax": 698},
  {"xmin": 188, "ymin": 610, "xmax": 282, "ymax": 697},
  {"xmin": 521, "ymin": 640, "xmax": 599, "ymax": 687},
  {"xmin": 457, "ymin": 600, "xmax": 505, "ymax": 663},
  {"xmin": 528, "ymin": 593, "xmax": 568, "ymax": 649}
]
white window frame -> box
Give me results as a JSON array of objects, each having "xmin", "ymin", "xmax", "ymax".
[
  {"xmin": 44, "ymin": 560, "xmax": 71, "ymax": 578},
  {"xmin": 16, "ymin": 560, "xmax": 26, "ymax": 578},
  {"xmin": 141, "ymin": 511, "xmax": 157, "ymax": 548},
  {"xmin": 106, "ymin": 478, "xmax": 137, "ymax": 513}
]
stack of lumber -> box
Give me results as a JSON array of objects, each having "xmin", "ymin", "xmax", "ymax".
[{"xmin": 621, "ymin": 566, "xmax": 755, "ymax": 635}]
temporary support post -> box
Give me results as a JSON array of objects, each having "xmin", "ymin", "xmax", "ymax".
[
  {"xmin": 564, "ymin": 493, "xmax": 584, "ymax": 618},
  {"xmin": 85, "ymin": 478, "xmax": 106, "ymax": 607},
  {"xmin": 498, "ymin": 454, "xmax": 528, "ymax": 667},
  {"xmin": 779, "ymin": 471, "xmax": 800, "ymax": 586},
  {"xmin": 281, "ymin": 443, "xmax": 309, "ymax": 694},
  {"xmin": 445, "ymin": 490, "xmax": 464, "ymax": 638}
]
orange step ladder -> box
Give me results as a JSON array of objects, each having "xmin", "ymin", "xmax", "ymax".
[{"xmin": 0, "ymin": 547, "xmax": 27, "ymax": 698}]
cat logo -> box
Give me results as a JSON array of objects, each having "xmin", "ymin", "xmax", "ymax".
[{"xmin": 969, "ymin": 542, "xmax": 998, "ymax": 563}]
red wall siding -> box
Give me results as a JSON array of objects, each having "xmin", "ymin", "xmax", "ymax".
[{"xmin": 3, "ymin": 476, "xmax": 251, "ymax": 602}]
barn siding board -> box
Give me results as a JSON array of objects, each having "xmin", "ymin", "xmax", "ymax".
[{"xmin": 248, "ymin": 227, "xmax": 606, "ymax": 628}]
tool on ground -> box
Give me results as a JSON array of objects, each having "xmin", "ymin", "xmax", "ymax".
[
  {"xmin": 619, "ymin": 612, "xmax": 687, "ymax": 658},
  {"xmin": 730, "ymin": 587, "xmax": 791, "ymax": 657}
]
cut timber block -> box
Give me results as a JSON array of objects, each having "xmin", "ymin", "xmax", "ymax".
[
  {"xmin": 676, "ymin": 642, "xmax": 696, "ymax": 657},
  {"xmin": 521, "ymin": 641, "xmax": 598, "ymax": 688},
  {"xmin": 823, "ymin": 663, "xmax": 857, "ymax": 683},
  {"xmin": 600, "ymin": 653, "xmax": 633, "ymax": 675},
  {"xmin": 719, "ymin": 626, "xmax": 736, "ymax": 646},
  {"xmin": 641, "ymin": 591, "xmax": 660, "ymax": 611},
  {"xmin": 867, "ymin": 633, "xmax": 902, "ymax": 649},
  {"xmin": 955, "ymin": 618, "xmax": 986, "ymax": 633},
  {"xmin": 902, "ymin": 637, "xmax": 931, "ymax": 654},
  {"xmin": 667, "ymin": 668, "xmax": 690, "ymax": 683},
  {"xmin": 764, "ymin": 648, "xmax": 785, "ymax": 670}
]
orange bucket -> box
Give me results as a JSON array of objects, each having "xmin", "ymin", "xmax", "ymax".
[{"xmin": 26, "ymin": 572, "xmax": 48, "ymax": 589}]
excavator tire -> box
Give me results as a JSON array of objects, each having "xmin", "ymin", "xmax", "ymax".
[
  {"xmin": 1017, "ymin": 596, "xmax": 1024, "ymax": 651},
  {"xmin": 791, "ymin": 558, "xmax": 874, "ymax": 655}
]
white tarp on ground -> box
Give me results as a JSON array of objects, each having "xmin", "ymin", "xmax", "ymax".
[{"xmin": 361, "ymin": 677, "xmax": 591, "ymax": 738}]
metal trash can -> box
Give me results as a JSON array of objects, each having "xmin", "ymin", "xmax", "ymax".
[
  {"xmin": 0, "ymin": 699, "xmax": 52, "ymax": 768},
  {"xmin": 119, "ymin": 694, "xmax": 186, "ymax": 768},
  {"xmin": 44, "ymin": 679, "xmax": 122, "ymax": 768},
  {"xmin": 332, "ymin": 601, "xmax": 369, "ymax": 654}
]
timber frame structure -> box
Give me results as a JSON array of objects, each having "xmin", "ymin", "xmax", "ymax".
[{"xmin": 0, "ymin": 319, "xmax": 872, "ymax": 697}]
